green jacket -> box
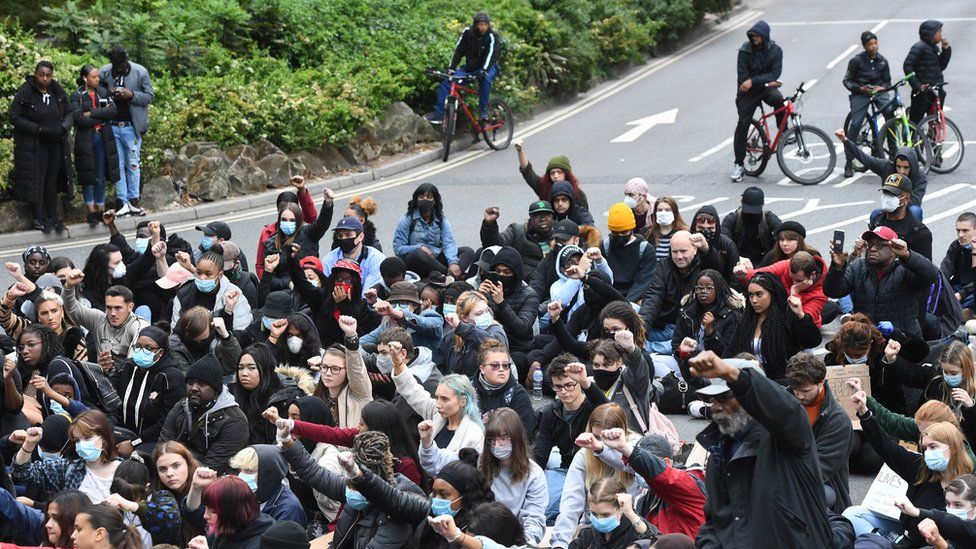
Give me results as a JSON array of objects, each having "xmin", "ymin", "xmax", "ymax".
[{"xmin": 867, "ymin": 396, "xmax": 976, "ymax": 464}]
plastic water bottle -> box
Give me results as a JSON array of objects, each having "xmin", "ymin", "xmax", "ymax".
[{"xmin": 532, "ymin": 368, "xmax": 543, "ymax": 401}]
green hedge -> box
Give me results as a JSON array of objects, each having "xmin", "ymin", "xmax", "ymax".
[{"xmin": 0, "ymin": 0, "xmax": 731, "ymax": 195}]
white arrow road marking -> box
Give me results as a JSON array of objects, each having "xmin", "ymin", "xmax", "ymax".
[
  {"xmin": 689, "ymin": 137, "xmax": 734, "ymax": 162},
  {"xmin": 780, "ymin": 198, "xmax": 875, "ymax": 220},
  {"xmin": 611, "ymin": 108, "xmax": 678, "ymax": 143}
]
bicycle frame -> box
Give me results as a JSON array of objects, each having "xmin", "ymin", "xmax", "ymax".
[
  {"xmin": 863, "ymin": 88, "xmax": 903, "ymax": 141},
  {"xmin": 924, "ymin": 86, "xmax": 948, "ymax": 143},
  {"xmin": 756, "ymin": 99, "xmax": 796, "ymax": 151},
  {"xmin": 446, "ymin": 79, "xmax": 504, "ymax": 132}
]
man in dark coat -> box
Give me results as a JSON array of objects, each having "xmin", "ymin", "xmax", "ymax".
[
  {"xmin": 427, "ymin": 11, "xmax": 500, "ymax": 123},
  {"xmin": 481, "ymin": 200, "xmax": 556, "ymax": 282},
  {"xmin": 480, "ymin": 246, "xmax": 540, "ymax": 369},
  {"xmin": 904, "ymin": 19, "xmax": 951, "ymax": 123},
  {"xmin": 691, "ymin": 205, "xmax": 740, "ymax": 282},
  {"xmin": 868, "ymin": 174, "xmax": 932, "ymax": 259},
  {"xmin": 692, "ymin": 352, "xmax": 832, "ymax": 548},
  {"xmin": 941, "ymin": 212, "xmax": 975, "ymax": 312},
  {"xmin": 837, "ymin": 127, "xmax": 928, "ymax": 218},
  {"xmin": 841, "ymin": 30, "xmax": 893, "ymax": 177},
  {"xmin": 731, "ymin": 20, "xmax": 784, "ymax": 182},
  {"xmin": 721, "ymin": 186, "xmax": 782, "ymax": 265}
]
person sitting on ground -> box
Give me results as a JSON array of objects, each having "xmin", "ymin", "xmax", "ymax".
[
  {"xmin": 674, "ymin": 269, "xmax": 745, "ymax": 381},
  {"xmin": 254, "ymin": 177, "xmax": 320, "ymax": 278},
  {"xmin": 568, "ymin": 478, "xmax": 658, "ymax": 549},
  {"xmin": 259, "ymin": 186, "xmax": 335, "ymax": 292},
  {"xmin": 370, "ymin": 256, "xmax": 419, "ymax": 301},
  {"xmin": 551, "ymin": 180, "xmax": 594, "ymax": 227},
  {"xmin": 690, "ymin": 205, "xmax": 740, "ymax": 283},
  {"xmin": 470, "ymin": 339, "xmax": 535, "ymax": 435},
  {"xmin": 895, "ymin": 474, "xmax": 976, "ymax": 549},
  {"xmin": 869, "ymin": 173, "xmax": 933, "ymax": 260},
  {"xmin": 169, "ymin": 306, "xmax": 241, "ymax": 375},
  {"xmin": 757, "ymin": 220, "xmax": 819, "ymax": 267},
  {"xmin": 721, "ymin": 186, "xmax": 782, "ymax": 266},
  {"xmin": 480, "ymin": 201, "xmax": 557, "ymax": 283},
  {"xmin": 440, "ymin": 290, "xmax": 508, "ymax": 378},
  {"xmin": 186, "ymin": 473, "xmax": 274, "ymax": 549},
  {"xmin": 362, "ymin": 281, "xmax": 443, "ymax": 353},
  {"xmin": 735, "ymin": 250, "xmax": 828, "ymax": 327},
  {"xmin": 62, "ymin": 269, "xmax": 149, "ymax": 369},
  {"xmin": 479, "ymin": 246, "xmax": 539, "ymax": 370},
  {"xmin": 941, "ymin": 211, "xmax": 975, "ymax": 315},
  {"xmin": 323, "ymin": 215, "xmax": 388, "ymax": 294},
  {"xmin": 586, "ymin": 325, "xmax": 652, "ymax": 434},
  {"xmin": 644, "ymin": 197, "xmax": 689, "ymax": 260},
  {"xmin": 337, "ymin": 195, "xmax": 382, "ymax": 252},
  {"xmin": 393, "ymin": 183, "xmax": 473, "ymax": 279},
  {"xmin": 309, "ymin": 316, "xmax": 372, "ymax": 429},
  {"xmin": 836, "ymin": 129, "xmax": 927, "ymax": 219},
  {"xmin": 225, "ymin": 445, "xmax": 307, "ymax": 526},
  {"xmin": 171, "ymin": 246, "xmax": 253, "ymax": 331},
  {"xmin": 601, "ymin": 204, "xmax": 657, "ymax": 304},
  {"xmin": 1, "ymin": 277, "xmax": 88, "ymax": 362},
  {"xmin": 514, "ymin": 139, "xmax": 589, "ymax": 210}
]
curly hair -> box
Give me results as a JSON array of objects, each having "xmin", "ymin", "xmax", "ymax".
[
  {"xmin": 597, "ymin": 301, "xmax": 647, "ymax": 348},
  {"xmin": 829, "ymin": 313, "xmax": 886, "ymax": 365},
  {"xmin": 354, "ymin": 430, "xmax": 396, "ymax": 485},
  {"xmin": 728, "ymin": 272, "xmax": 792, "ymax": 378},
  {"xmin": 348, "ymin": 196, "xmax": 378, "ymax": 218}
]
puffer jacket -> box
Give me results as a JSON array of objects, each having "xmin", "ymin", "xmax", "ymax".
[
  {"xmin": 843, "ymin": 51, "xmax": 892, "ymax": 93},
  {"xmin": 110, "ymin": 351, "xmax": 185, "ymax": 446},
  {"xmin": 69, "ymin": 84, "xmax": 120, "ymax": 188},
  {"xmin": 904, "ymin": 20, "xmax": 951, "ymax": 91},
  {"xmin": 736, "ymin": 21, "xmax": 783, "ymax": 93},
  {"xmin": 9, "ymin": 76, "xmax": 74, "ymax": 203},
  {"xmin": 473, "ymin": 372, "xmax": 536, "ymax": 435},
  {"xmin": 480, "ymin": 219, "xmax": 551, "ymax": 282},
  {"xmin": 823, "ymin": 251, "xmax": 940, "ymax": 338},
  {"xmin": 157, "ymin": 386, "xmax": 249, "ymax": 474},
  {"xmin": 693, "ymin": 205, "xmax": 740, "ymax": 282},
  {"xmin": 486, "ymin": 246, "xmax": 540, "ymax": 352},
  {"xmin": 98, "ymin": 61, "xmax": 153, "ymax": 135},
  {"xmin": 638, "ymin": 249, "xmax": 723, "ymax": 330},
  {"xmin": 869, "ymin": 211, "xmax": 933, "ymax": 261},
  {"xmin": 672, "ymin": 295, "xmax": 744, "ymax": 376}
]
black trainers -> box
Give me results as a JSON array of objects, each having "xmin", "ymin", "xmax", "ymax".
[
  {"xmin": 41, "ymin": 221, "xmax": 53, "ymax": 235},
  {"xmin": 128, "ymin": 198, "xmax": 146, "ymax": 217},
  {"xmin": 843, "ymin": 164, "xmax": 853, "ymax": 178},
  {"xmin": 87, "ymin": 212, "xmax": 99, "ymax": 226},
  {"xmin": 31, "ymin": 219, "xmax": 45, "ymax": 232},
  {"xmin": 54, "ymin": 221, "xmax": 67, "ymax": 234}
]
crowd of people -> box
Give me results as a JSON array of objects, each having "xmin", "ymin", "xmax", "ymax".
[{"xmin": 1, "ymin": 15, "xmax": 975, "ymax": 549}]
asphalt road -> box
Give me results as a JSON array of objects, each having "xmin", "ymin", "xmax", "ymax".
[{"xmin": 4, "ymin": 0, "xmax": 976, "ymax": 508}]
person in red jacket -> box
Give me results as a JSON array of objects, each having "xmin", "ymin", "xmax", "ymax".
[
  {"xmin": 254, "ymin": 176, "xmax": 319, "ymax": 278},
  {"xmin": 600, "ymin": 428, "xmax": 707, "ymax": 540},
  {"xmin": 735, "ymin": 250, "xmax": 828, "ymax": 327}
]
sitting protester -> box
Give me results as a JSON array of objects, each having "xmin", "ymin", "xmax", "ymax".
[{"xmin": 227, "ymin": 445, "xmax": 307, "ymax": 526}]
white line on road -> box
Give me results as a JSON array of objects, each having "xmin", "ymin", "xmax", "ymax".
[
  {"xmin": 870, "ymin": 20, "xmax": 889, "ymax": 34},
  {"xmin": 780, "ymin": 198, "xmax": 875, "ymax": 220},
  {"xmin": 826, "ymin": 45, "xmax": 858, "ymax": 70},
  {"xmin": 834, "ymin": 172, "xmax": 867, "ymax": 188},
  {"xmin": 771, "ymin": 18, "xmax": 976, "ymax": 26},
  {"xmin": 923, "ymin": 199, "xmax": 976, "ymax": 225},
  {"xmin": 689, "ymin": 137, "xmax": 733, "ymax": 162}
]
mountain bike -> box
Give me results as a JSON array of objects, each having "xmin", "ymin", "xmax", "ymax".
[
  {"xmin": 427, "ymin": 70, "xmax": 514, "ymax": 162},
  {"xmin": 844, "ymin": 73, "xmax": 931, "ymax": 174},
  {"xmin": 918, "ymin": 83, "xmax": 964, "ymax": 174},
  {"xmin": 742, "ymin": 81, "xmax": 836, "ymax": 185}
]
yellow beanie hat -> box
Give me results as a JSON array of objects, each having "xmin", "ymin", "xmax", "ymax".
[{"xmin": 607, "ymin": 202, "xmax": 636, "ymax": 232}]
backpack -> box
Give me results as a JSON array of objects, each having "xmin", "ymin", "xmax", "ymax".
[{"xmin": 70, "ymin": 359, "xmax": 122, "ymax": 414}]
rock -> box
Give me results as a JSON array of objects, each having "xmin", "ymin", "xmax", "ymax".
[
  {"xmin": 140, "ymin": 176, "xmax": 181, "ymax": 211},
  {"xmin": 185, "ymin": 153, "xmax": 230, "ymax": 201},
  {"xmin": 253, "ymin": 138, "xmax": 285, "ymax": 159},
  {"xmin": 312, "ymin": 143, "xmax": 353, "ymax": 171},
  {"xmin": 373, "ymin": 101, "xmax": 439, "ymax": 154},
  {"xmin": 0, "ymin": 200, "xmax": 32, "ymax": 232},
  {"xmin": 225, "ymin": 144, "xmax": 258, "ymax": 161},
  {"xmin": 290, "ymin": 151, "xmax": 327, "ymax": 176},
  {"xmin": 179, "ymin": 141, "xmax": 220, "ymax": 158},
  {"xmin": 340, "ymin": 124, "xmax": 382, "ymax": 165},
  {"xmin": 257, "ymin": 153, "xmax": 304, "ymax": 188},
  {"xmin": 162, "ymin": 149, "xmax": 191, "ymax": 180},
  {"xmin": 226, "ymin": 156, "xmax": 268, "ymax": 195}
]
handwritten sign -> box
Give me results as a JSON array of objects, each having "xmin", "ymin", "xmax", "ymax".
[
  {"xmin": 826, "ymin": 364, "xmax": 871, "ymax": 429},
  {"xmin": 861, "ymin": 464, "xmax": 909, "ymax": 520}
]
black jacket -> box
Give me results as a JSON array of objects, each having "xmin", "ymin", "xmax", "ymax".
[
  {"xmin": 600, "ymin": 235, "xmax": 657, "ymax": 303},
  {"xmin": 638, "ymin": 250, "xmax": 723, "ymax": 330},
  {"xmin": 288, "ymin": 251, "xmax": 379, "ymax": 346},
  {"xmin": 487, "ymin": 246, "xmax": 540, "ymax": 352},
  {"xmin": 449, "ymin": 26, "xmax": 501, "ymax": 73},
  {"xmin": 917, "ymin": 507, "xmax": 976, "ymax": 548},
  {"xmin": 9, "ymin": 76, "xmax": 74, "ymax": 203},
  {"xmin": 812, "ymin": 384, "xmax": 853, "ymax": 514},
  {"xmin": 110, "ymin": 351, "xmax": 185, "ymax": 445},
  {"xmin": 158, "ymin": 386, "xmax": 250, "ymax": 474},
  {"xmin": 532, "ymin": 382, "xmax": 610, "ymax": 469},
  {"xmin": 672, "ymin": 297, "xmax": 743, "ymax": 377},
  {"xmin": 529, "ymin": 249, "xmax": 559, "ymax": 302},
  {"xmin": 736, "ymin": 21, "xmax": 782, "ymax": 93},
  {"xmin": 69, "ymin": 85, "xmax": 120, "ymax": 188},
  {"xmin": 881, "ymin": 356, "xmax": 976, "ymax": 444},
  {"xmin": 723, "ymin": 307, "xmax": 822, "ymax": 382},
  {"xmin": 869, "ymin": 211, "xmax": 933, "ymax": 261},
  {"xmin": 843, "ymin": 51, "xmax": 892, "ymax": 93},
  {"xmin": 481, "ymin": 220, "xmax": 550, "ymax": 282},
  {"xmin": 568, "ymin": 516, "xmax": 659, "ymax": 549},
  {"xmin": 696, "ymin": 369, "xmax": 832, "ymax": 548},
  {"xmin": 693, "ymin": 205, "xmax": 740, "ymax": 282},
  {"xmin": 904, "ymin": 20, "xmax": 951, "ymax": 91},
  {"xmin": 552, "ymin": 181, "xmax": 594, "ymax": 226},
  {"xmin": 824, "ymin": 344, "xmax": 911, "ymax": 417},
  {"xmin": 474, "ymin": 373, "xmax": 536, "ymax": 436},
  {"xmin": 940, "ymin": 240, "xmax": 975, "ymax": 299},
  {"xmin": 206, "ymin": 513, "xmax": 274, "ymax": 549},
  {"xmin": 261, "ymin": 199, "xmax": 334, "ymax": 292},
  {"xmin": 721, "ymin": 208, "xmax": 782, "ymax": 265}
]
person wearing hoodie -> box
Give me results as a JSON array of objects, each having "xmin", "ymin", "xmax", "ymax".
[
  {"xmin": 551, "ymin": 181, "xmax": 595, "ymax": 227},
  {"xmin": 158, "ymin": 354, "xmax": 249, "ymax": 474},
  {"xmin": 731, "ymin": 21, "xmax": 785, "ymax": 182},
  {"xmin": 691, "ymin": 206, "xmax": 740, "ymax": 283},
  {"xmin": 481, "ymin": 200, "xmax": 557, "ymax": 282},
  {"xmin": 70, "ymin": 64, "xmax": 119, "ymax": 225},
  {"xmin": 229, "ymin": 343, "xmax": 306, "ymax": 445},
  {"xmin": 550, "ymin": 245, "xmax": 615, "ymax": 324},
  {"xmin": 62, "ymin": 271, "xmax": 150, "ymax": 366},
  {"xmin": 904, "ymin": 19, "xmax": 951, "ymax": 124},
  {"xmin": 721, "ymin": 186, "xmax": 782, "ymax": 265},
  {"xmin": 393, "ymin": 182, "xmax": 472, "ymax": 279},
  {"xmin": 254, "ymin": 176, "xmax": 319, "ymax": 278},
  {"xmin": 110, "ymin": 326, "xmax": 185, "ymax": 456},
  {"xmin": 601, "ymin": 204, "xmax": 656, "ymax": 304},
  {"xmin": 478, "ymin": 246, "xmax": 539, "ymax": 366},
  {"xmin": 736, "ymin": 250, "xmax": 828, "ymax": 327},
  {"xmin": 842, "ymin": 31, "xmax": 894, "ymax": 178},
  {"xmin": 362, "ymin": 281, "xmax": 443, "ymax": 353},
  {"xmin": 10, "ymin": 61, "xmax": 74, "ymax": 233},
  {"xmin": 869, "ymin": 174, "xmax": 933, "ymax": 260},
  {"xmin": 226, "ymin": 445, "xmax": 307, "ymax": 526},
  {"xmin": 836, "ymin": 130, "xmax": 927, "ymax": 218},
  {"xmin": 528, "ymin": 219, "xmax": 593, "ymax": 303},
  {"xmin": 373, "ymin": 327, "xmax": 443, "ymax": 448}
]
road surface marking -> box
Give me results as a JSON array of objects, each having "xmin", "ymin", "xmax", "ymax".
[
  {"xmin": 779, "ymin": 198, "xmax": 875, "ymax": 220},
  {"xmin": 834, "ymin": 172, "xmax": 867, "ymax": 188},
  {"xmin": 689, "ymin": 137, "xmax": 734, "ymax": 162},
  {"xmin": 924, "ymin": 199, "xmax": 976, "ymax": 224},
  {"xmin": 806, "ymin": 183, "xmax": 971, "ymax": 236},
  {"xmin": 611, "ymin": 109, "xmax": 678, "ymax": 143},
  {"xmin": 771, "ymin": 18, "xmax": 976, "ymax": 26},
  {"xmin": 827, "ymin": 45, "xmax": 858, "ymax": 70}
]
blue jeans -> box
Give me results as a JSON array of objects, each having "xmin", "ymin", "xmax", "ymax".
[
  {"xmin": 545, "ymin": 468, "xmax": 566, "ymax": 525},
  {"xmin": 644, "ymin": 323, "xmax": 675, "ymax": 355},
  {"xmin": 113, "ymin": 125, "xmax": 142, "ymax": 203},
  {"xmin": 842, "ymin": 506, "xmax": 903, "ymax": 539},
  {"xmin": 434, "ymin": 65, "xmax": 499, "ymax": 118},
  {"xmin": 82, "ymin": 130, "xmax": 108, "ymax": 207},
  {"xmin": 954, "ymin": 284, "xmax": 975, "ymax": 309}
]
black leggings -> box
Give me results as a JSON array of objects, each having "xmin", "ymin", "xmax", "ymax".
[
  {"xmin": 404, "ymin": 247, "xmax": 475, "ymax": 278},
  {"xmin": 31, "ymin": 141, "xmax": 63, "ymax": 223}
]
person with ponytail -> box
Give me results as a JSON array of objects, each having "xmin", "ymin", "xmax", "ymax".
[
  {"xmin": 0, "ymin": 488, "xmax": 91, "ymax": 547},
  {"xmin": 69, "ymin": 63, "xmax": 119, "ymax": 226},
  {"xmin": 896, "ymin": 474, "xmax": 976, "ymax": 549},
  {"xmin": 569, "ymin": 478, "xmax": 657, "ymax": 549},
  {"xmin": 110, "ymin": 326, "xmax": 185, "ymax": 456},
  {"xmin": 171, "ymin": 247, "xmax": 253, "ymax": 330},
  {"xmin": 341, "ymin": 445, "xmax": 495, "ymax": 549},
  {"xmin": 340, "ymin": 195, "xmax": 382, "ymax": 252},
  {"xmin": 71, "ymin": 504, "xmax": 144, "ymax": 549},
  {"xmin": 254, "ymin": 176, "xmax": 321, "ymax": 278}
]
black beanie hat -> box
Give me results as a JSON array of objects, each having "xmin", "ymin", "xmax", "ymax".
[
  {"xmin": 186, "ymin": 353, "xmax": 223, "ymax": 394},
  {"xmin": 776, "ymin": 220, "xmax": 807, "ymax": 239},
  {"xmin": 259, "ymin": 520, "xmax": 309, "ymax": 549},
  {"xmin": 40, "ymin": 413, "xmax": 71, "ymax": 453},
  {"xmin": 861, "ymin": 31, "xmax": 877, "ymax": 45}
]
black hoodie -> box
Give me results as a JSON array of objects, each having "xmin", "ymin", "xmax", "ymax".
[
  {"xmin": 599, "ymin": 234, "xmax": 657, "ymax": 303},
  {"xmin": 449, "ymin": 25, "xmax": 501, "ymax": 73},
  {"xmin": 692, "ymin": 205, "xmax": 741, "ymax": 282},
  {"xmin": 904, "ymin": 20, "xmax": 951, "ymax": 91},
  {"xmin": 251, "ymin": 444, "xmax": 307, "ymax": 526},
  {"xmin": 488, "ymin": 246, "xmax": 540, "ymax": 352},
  {"xmin": 737, "ymin": 21, "xmax": 783, "ymax": 93},
  {"xmin": 551, "ymin": 181, "xmax": 595, "ymax": 226}
]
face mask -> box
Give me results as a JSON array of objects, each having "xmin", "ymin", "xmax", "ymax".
[
  {"xmin": 279, "ymin": 220, "xmax": 297, "ymax": 236},
  {"xmin": 263, "ymin": 316, "xmax": 275, "ymax": 330},
  {"xmin": 610, "ymin": 235, "xmax": 630, "ymax": 249},
  {"xmin": 133, "ymin": 348, "xmax": 157, "ymax": 368},
  {"xmin": 195, "ymin": 277, "xmax": 217, "ymax": 293},
  {"xmin": 699, "ymin": 228, "xmax": 716, "ymax": 241},
  {"xmin": 944, "ymin": 373, "xmax": 964, "ymax": 388},
  {"xmin": 474, "ymin": 311, "xmax": 493, "ymax": 329},
  {"xmin": 287, "ymin": 336, "xmax": 303, "ymax": 354},
  {"xmin": 308, "ymin": 277, "xmax": 320, "ymax": 288},
  {"xmin": 845, "ymin": 353, "xmax": 869, "ymax": 365},
  {"xmin": 337, "ymin": 236, "xmax": 359, "ymax": 254},
  {"xmin": 417, "ymin": 199, "xmax": 435, "ymax": 214},
  {"xmin": 111, "ymin": 262, "xmax": 127, "ymax": 279},
  {"xmin": 334, "ymin": 281, "xmax": 354, "ymax": 295},
  {"xmin": 38, "ymin": 449, "xmax": 61, "ymax": 461},
  {"xmin": 394, "ymin": 303, "xmax": 412, "ymax": 314},
  {"xmin": 589, "ymin": 513, "xmax": 621, "ymax": 533},
  {"xmin": 200, "ymin": 237, "xmax": 214, "ymax": 251},
  {"xmin": 238, "ymin": 472, "xmax": 258, "ymax": 492},
  {"xmin": 443, "ymin": 303, "xmax": 457, "ymax": 316},
  {"xmin": 623, "ymin": 196, "xmax": 638, "ymax": 209},
  {"xmin": 75, "ymin": 438, "xmax": 102, "ymax": 462},
  {"xmin": 947, "ymin": 507, "xmax": 971, "ymax": 520},
  {"xmin": 593, "ymin": 368, "xmax": 622, "ymax": 390},
  {"xmin": 430, "ymin": 496, "xmax": 460, "ymax": 517},
  {"xmin": 50, "ymin": 400, "xmax": 67, "ymax": 415},
  {"xmin": 489, "ymin": 444, "xmax": 513, "ymax": 460},
  {"xmin": 376, "ymin": 354, "xmax": 394, "ymax": 374},
  {"xmin": 964, "ymin": 242, "xmax": 974, "ymax": 250},
  {"xmin": 656, "ymin": 211, "xmax": 675, "ymax": 226},
  {"xmin": 225, "ymin": 265, "xmax": 241, "ymax": 282},
  {"xmin": 924, "ymin": 448, "xmax": 949, "ymax": 472},
  {"xmin": 134, "ymin": 237, "xmax": 150, "ymax": 254},
  {"xmin": 345, "ymin": 487, "xmax": 370, "ymax": 510},
  {"xmin": 880, "ymin": 193, "xmax": 901, "ymax": 213}
]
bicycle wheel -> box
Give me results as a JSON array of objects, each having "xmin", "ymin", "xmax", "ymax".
[
  {"xmin": 742, "ymin": 120, "xmax": 770, "ymax": 177},
  {"xmin": 441, "ymin": 100, "xmax": 457, "ymax": 163},
  {"xmin": 876, "ymin": 118, "xmax": 933, "ymax": 174},
  {"xmin": 775, "ymin": 125, "xmax": 837, "ymax": 185},
  {"xmin": 844, "ymin": 111, "xmax": 878, "ymax": 173},
  {"xmin": 481, "ymin": 99, "xmax": 514, "ymax": 151},
  {"xmin": 920, "ymin": 114, "xmax": 964, "ymax": 174}
]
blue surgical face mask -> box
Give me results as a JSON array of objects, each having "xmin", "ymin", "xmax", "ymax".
[
  {"xmin": 38, "ymin": 449, "xmax": 61, "ymax": 461},
  {"xmin": 845, "ymin": 353, "xmax": 869, "ymax": 365},
  {"xmin": 50, "ymin": 399, "xmax": 67, "ymax": 415},
  {"xmin": 308, "ymin": 277, "xmax": 320, "ymax": 288},
  {"xmin": 947, "ymin": 507, "xmax": 972, "ymax": 520},
  {"xmin": 442, "ymin": 303, "xmax": 457, "ymax": 316},
  {"xmin": 133, "ymin": 348, "xmax": 157, "ymax": 369},
  {"xmin": 238, "ymin": 472, "xmax": 258, "ymax": 492},
  {"xmin": 924, "ymin": 448, "xmax": 949, "ymax": 472},
  {"xmin": 279, "ymin": 221, "xmax": 297, "ymax": 236},
  {"xmin": 394, "ymin": 303, "xmax": 411, "ymax": 314},
  {"xmin": 474, "ymin": 311, "xmax": 493, "ymax": 329},
  {"xmin": 75, "ymin": 438, "xmax": 103, "ymax": 462},
  {"xmin": 944, "ymin": 373, "xmax": 964, "ymax": 388},
  {"xmin": 195, "ymin": 276, "xmax": 217, "ymax": 293},
  {"xmin": 964, "ymin": 242, "xmax": 973, "ymax": 250},
  {"xmin": 589, "ymin": 513, "xmax": 621, "ymax": 533},
  {"xmin": 345, "ymin": 487, "xmax": 370, "ymax": 510},
  {"xmin": 263, "ymin": 316, "xmax": 275, "ymax": 330},
  {"xmin": 200, "ymin": 236, "xmax": 214, "ymax": 251},
  {"xmin": 430, "ymin": 496, "xmax": 460, "ymax": 517},
  {"xmin": 134, "ymin": 237, "xmax": 150, "ymax": 254}
]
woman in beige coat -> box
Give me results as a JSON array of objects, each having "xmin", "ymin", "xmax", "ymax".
[{"xmin": 312, "ymin": 315, "xmax": 372, "ymax": 428}]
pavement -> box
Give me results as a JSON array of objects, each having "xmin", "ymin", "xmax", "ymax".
[{"xmin": 3, "ymin": 0, "xmax": 975, "ymax": 508}]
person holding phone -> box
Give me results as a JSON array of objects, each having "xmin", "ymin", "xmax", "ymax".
[
  {"xmin": 70, "ymin": 64, "xmax": 119, "ymax": 226},
  {"xmin": 904, "ymin": 20, "xmax": 951, "ymax": 124}
]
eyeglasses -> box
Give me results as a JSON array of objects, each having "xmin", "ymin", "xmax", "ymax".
[
  {"xmin": 17, "ymin": 341, "xmax": 42, "ymax": 352},
  {"xmin": 552, "ymin": 381, "xmax": 579, "ymax": 393},
  {"xmin": 694, "ymin": 285, "xmax": 715, "ymax": 293},
  {"xmin": 700, "ymin": 393, "xmax": 733, "ymax": 404},
  {"xmin": 321, "ymin": 365, "xmax": 346, "ymax": 375},
  {"xmin": 484, "ymin": 362, "xmax": 511, "ymax": 371},
  {"xmin": 134, "ymin": 345, "xmax": 159, "ymax": 353}
]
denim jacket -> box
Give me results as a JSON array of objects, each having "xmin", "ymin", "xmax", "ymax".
[{"xmin": 392, "ymin": 211, "xmax": 459, "ymax": 265}]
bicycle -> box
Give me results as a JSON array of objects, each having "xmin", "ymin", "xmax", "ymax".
[
  {"xmin": 844, "ymin": 73, "xmax": 931, "ymax": 174},
  {"xmin": 427, "ymin": 70, "xmax": 514, "ymax": 162},
  {"xmin": 869, "ymin": 74, "xmax": 933, "ymax": 173},
  {"xmin": 742, "ymin": 81, "xmax": 837, "ymax": 185},
  {"xmin": 918, "ymin": 83, "xmax": 964, "ymax": 174}
]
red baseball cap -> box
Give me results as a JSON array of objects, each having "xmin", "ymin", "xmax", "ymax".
[
  {"xmin": 333, "ymin": 259, "xmax": 363, "ymax": 278},
  {"xmin": 299, "ymin": 256, "xmax": 324, "ymax": 272},
  {"xmin": 860, "ymin": 226, "xmax": 898, "ymax": 242}
]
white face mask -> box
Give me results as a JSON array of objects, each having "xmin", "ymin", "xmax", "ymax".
[
  {"xmin": 111, "ymin": 262, "xmax": 127, "ymax": 279},
  {"xmin": 623, "ymin": 196, "xmax": 639, "ymax": 209},
  {"xmin": 286, "ymin": 336, "xmax": 303, "ymax": 354},
  {"xmin": 880, "ymin": 193, "xmax": 901, "ymax": 213},
  {"xmin": 656, "ymin": 211, "xmax": 675, "ymax": 226}
]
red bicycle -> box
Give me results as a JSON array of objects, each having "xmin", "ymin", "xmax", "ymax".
[
  {"xmin": 743, "ymin": 81, "xmax": 837, "ymax": 185},
  {"xmin": 918, "ymin": 83, "xmax": 964, "ymax": 174},
  {"xmin": 428, "ymin": 70, "xmax": 514, "ymax": 162}
]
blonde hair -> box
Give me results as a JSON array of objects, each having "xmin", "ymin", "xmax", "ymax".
[
  {"xmin": 940, "ymin": 341, "xmax": 976, "ymax": 404},
  {"xmin": 584, "ymin": 403, "xmax": 634, "ymax": 489},
  {"xmin": 916, "ymin": 422, "xmax": 974, "ymax": 486},
  {"xmin": 229, "ymin": 447, "xmax": 259, "ymax": 472},
  {"xmin": 915, "ymin": 400, "xmax": 961, "ymax": 429},
  {"xmin": 453, "ymin": 290, "xmax": 491, "ymax": 351}
]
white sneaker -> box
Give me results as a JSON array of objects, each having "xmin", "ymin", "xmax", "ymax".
[
  {"xmin": 688, "ymin": 400, "xmax": 711, "ymax": 419},
  {"xmin": 730, "ymin": 163, "xmax": 744, "ymax": 182},
  {"xmin": 116, "ymin": 202, "xmax": 132, "ymax": 217}
]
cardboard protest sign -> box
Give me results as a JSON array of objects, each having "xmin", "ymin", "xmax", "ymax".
[
  {"xmin": 827, "ymin": 364, "xmax": 871, "ymax": 428},
  {"xmin": 861, "ymin": 464, "xmax": 909, "ymax": 520}
]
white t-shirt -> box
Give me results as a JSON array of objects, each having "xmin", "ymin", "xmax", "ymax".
[{"xmin": 78, "ymin": 466, "xmax": 115, "ymax": 503}]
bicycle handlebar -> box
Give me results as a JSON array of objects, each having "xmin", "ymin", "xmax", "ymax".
[{"xmin": 426, "ymin": 69, "xmax": 480, "ymax": 83}]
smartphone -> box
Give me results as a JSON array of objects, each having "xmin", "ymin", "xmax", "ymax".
[
  {"xmin": 486, "ymin": 272, "xmax": 500, "ymax": 285},
  {"xmin": 832, "ymin": 230, "xmax": 845, "ymax": 253}
]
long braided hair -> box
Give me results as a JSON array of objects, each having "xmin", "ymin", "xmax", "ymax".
[
  {"xmin": 354, "ymin": 430, "xmax": 395, "ymax": 485},
  {"xmin": 730, "ymin": 272, "xmax": 793, "ymax": 377}
]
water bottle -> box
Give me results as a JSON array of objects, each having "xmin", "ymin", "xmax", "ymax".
[{"xmin": 532, "ymin": 368, "xmax": 543, "ymax": 401}]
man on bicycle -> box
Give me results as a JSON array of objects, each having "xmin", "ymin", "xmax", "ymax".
[
  {"xmin": 841, "ymin": 31, "xmax": 893, "ymax": 178},
  {"xmin": 732, "ymin": 21, "xmax": 785, "ymax": 182},
  {"xmin": 903, "ymin": 20, "xmax": 951, "ymax": 124},
  {"xmin": 425, "ymin": 12, "xmax": 500, "ymax": 125}
]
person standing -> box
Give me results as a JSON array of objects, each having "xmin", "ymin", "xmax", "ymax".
[
  {"xmin": 99, "ymin": 46, "xmax": 153, "ymax": 217},
  {"xmin": 841, "ymin": 31, "xmax": 893, "ymax": 178},
  {"xmin": 731, "ymin": 21, "xmax": 784, "ymax": 182},
  {"xmin": 10, "ymin": 61, "xmax": 74, "ymax": 234},
  {"xmin": 71, "ymin": 64, "xmax": 120, "ymax": 226}
]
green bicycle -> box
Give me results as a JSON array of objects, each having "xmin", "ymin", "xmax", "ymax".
[{"xmin": 873, "ymin": 73, "xmax": 933, "ymax": 173}]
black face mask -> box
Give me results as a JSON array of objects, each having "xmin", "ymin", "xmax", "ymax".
[
  {"xmin": 338, "ymin": 237, "xmax": 358, "ymax": 254},
  {"xmin": 417, "ymin": 199, "xmax": 435, "ymax": 214},
  {"xmin": 497, "ymin": 274, "xmax": 517, "ymax": 290},
  {"xmin": 699, "ymin": 228, "xmax": 716, "ymax": 241},
  {"xmin": 610, "ymin": 235, "xmax": 630, "ymax": 249},
  {"xmin": 225, "ymin": 265, "xmax": 242, "ymax": 282},
  {"xmin": 186, "ymin": 336, "xmax": 213, "ymax": 357},
  {"xmin": 593, "ymin": 368, "xmax": 621, "ymax": 390}
]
